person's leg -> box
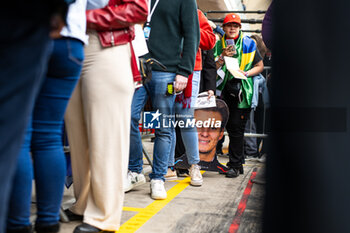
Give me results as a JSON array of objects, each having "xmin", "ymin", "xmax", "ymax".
[
  {"xmin": 65, "ymin": 79, "xmax": 90, "ymax": 216},
  {"xmin": 174, "ymin": 126, "xmax": 185, "ymax": 158},
  {"xmin": 225, "ymin": 106, "xmax": 250, "ymax": 171},
  {"xmin": 170, "ymin": 70, "xmax": 201, "ymax": 166},
  {"xmin": 190, "ymin": 71, "xmax": 201, "ymax": 107},
  {"xmin": 168, "ymin": 128, "xmax": 176, "ymax": 167},
  {"xmin": 164, "ymin": 128, "xmax": 178, "ymax": 181},
  {"xmin": 182, "ymin": 71, "xmax": 201, "ymax": 165},
  {"xmin": 128, "ymin": 87, "xmax": 149, "ymax": 173},
  {"xmin": 244, "ymin": 109, "xmax": 258, "ymax": 159},
  {"xmin": 78, "ymin": 33, "xmax": 134, "ymax": 230},
  {"xmin": 177, "ymin": 107, "xmax": 199, "ymax": 165},
  {"xmin": 6, "ymin": 123, "xmax": 34, "ymax": 230},
  {"xmin": 31, "ymin": 38, "xmax": 83, "ymax": 227},
  {"xmin": 124, "ymin": 87, "xmax": 149, "ymax": 192},
  {"xmin": 177, "ymin": 109, "xmax": 202, "ymax": 185},
  {"xmin": 169, "ymin": 71, "xmax": 202, "ymax": 183},
  {"xmin": 0, "ymin": 20, "xmax": 51, "ymax": 232},
  {"xmin": 148, "ymin": 72, "xmax": 176, "ymax": 181}
]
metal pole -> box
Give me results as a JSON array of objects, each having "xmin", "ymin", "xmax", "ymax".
[
  {"xmin": 242, "ymin": 30, "xmax": 262, "ymax": 33},
  {"xmin": 206, "ymin": 10, "xmax": 266, "ymax": 14},
  {"xmin": 142, "ymin": 144, "xmax": 153, "ymax": 167},
  {"xmin": 209, "ymin": 18, "xmax": 263, "ymax": 24}
]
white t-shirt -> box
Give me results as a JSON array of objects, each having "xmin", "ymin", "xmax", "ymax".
[{"xmin": 60, "ymin": 0, "xmax": 109, "ymax": 44}]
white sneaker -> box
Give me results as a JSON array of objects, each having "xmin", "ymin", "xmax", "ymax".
[
  {"xmin": 150, "ymin": 179, "xmax": 167, "ymax": 200},
  {"xmin": 258, "ymin": 154, "xmax": 267, "ymax": 163},
  {"xmin": 164, "ymin": 167, "xmax": 178, "ymax": 181},
  {"xmin": 189, "ymin": 164, "xmax": 203, "ymax": 186},
  {"xmin": 124, "ymin": 171, "xmax": 146, "ymax": 192}
]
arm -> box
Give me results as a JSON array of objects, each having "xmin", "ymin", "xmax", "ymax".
[
  {"xmin": 240, "ymin": 47, "xmax": 264, "ymax": 77},
  {"xmin": 87, "ymin": 0, "xmax": 109, "ymax": 10},
  {"xmin": 174, "ymin": 0, "xmax": 200, "ymax": 92},
  {"xmin": 213, "ymin": 40, "xmax": 224, "ymax": 70},
  {"xmin": 245, "ymin": 60, "xmax": 264, "ymax": 77},
  {"xmin": 214, "ymin": 26, "xmax": 225, "ymax": 37},
  {"xmin": 215, "ymin": 46, "xmax": 235, "ymax": 70},
  {"xmin": 176, "ymin": 0, "xmax": 199, "ymax": 77},
  {"xmin": 86, "ymin": 0, "xmax": 148, "ymax": 31},
  {"xmin": 208, "ymin": 20, "xmax": 225, "ymax": 37},
  {"xmin": 198, "ymin": 10, "xmax": 216, "ymax": 51}
]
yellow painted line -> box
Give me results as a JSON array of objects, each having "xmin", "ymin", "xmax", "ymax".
[
  {"xmin": 122, "ymin": 207, "xmax": 144, "ymax": 212},
  {"xmin": 117, "ymin": 172, "xmax": 204, "ymax": 233}
]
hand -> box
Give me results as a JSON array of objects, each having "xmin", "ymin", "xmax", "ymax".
[
  {"xmin": 208, "ymin": 20, "xmax": 217, "ymax": 29},
  {"xmin": 237, "ymin": 70, "xmax": 248, "ymax": 77},
  {"xmin": 174, "ymin": 74, "xmax": 188, "ymax": 92},
  {"xmin": 222, "ymin": 46, "xmax": 235, "ymax": 57},
  {"xmin": 49, "ymin": 14, "xmax": 65, "ymax": 39},
  {"xmin": 207, "ymin": 90, "xmax": 214, "ymax": 99}
]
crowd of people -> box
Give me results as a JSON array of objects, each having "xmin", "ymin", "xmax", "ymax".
[{"xmin": 0, "ymin": 0, "xmax": 270, "ymax": 232}]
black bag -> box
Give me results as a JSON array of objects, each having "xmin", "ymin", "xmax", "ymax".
[
  {"xmin": 139, "ymin": 58, "xmax": 167, "ymax": 85},
  {"xmin": 224, "ymin": 78, "xmax": 242, "ymax": 100}
]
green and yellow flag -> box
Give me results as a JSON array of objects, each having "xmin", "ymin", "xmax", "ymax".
[{"xmin": 213, "ymin": 32, "xmax": 256, "ymax": 108}]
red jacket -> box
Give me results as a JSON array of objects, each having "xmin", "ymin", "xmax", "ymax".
[
  {"xmin": 180, "ymin": 10, "xmax": 216, "ymax": 105},
  {"xmin": 194, "ymin": 10, "xmax": 216, "ymax": 71},
  {"xmin": 86, "ymin": 0, "xmax": 148, "ymax": 47},
  {"xmin": 86, "ymin": 0, "xmax": 148, "ymax": 85}
]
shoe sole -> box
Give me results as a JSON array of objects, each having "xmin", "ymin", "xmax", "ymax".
[
  {"xmin": 245, "ymin": 158, "xmax": 258, "ymax": 161},
  {"xmin": 190, "ymin": 179, "xmax": 203, "ymax": 186},
  {"xmin": 164, "ymin": 176, "xmax": 178, "ymax": 181},
  {"xmin": 151, "ymin": 194, "xmax": 167, "ymax": 200},
  {"xmin": 124, "ymin": 178, "xmax": 146, "ymax": 192}
]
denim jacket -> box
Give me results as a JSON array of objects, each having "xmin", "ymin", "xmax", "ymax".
[{"xmin": 251, "ymin": 74, "xmax": 270, "ymax": 109}]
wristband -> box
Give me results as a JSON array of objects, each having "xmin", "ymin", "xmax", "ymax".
[{"xmin": 244, "ymin": 71, "xmax": 249, "ymax": 77}]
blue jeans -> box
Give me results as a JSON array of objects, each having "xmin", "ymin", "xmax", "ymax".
[
  {"xmin": 168, "ymin": 71, "xmax": 201, "ymax": 166},
  {"xmin": 129, "ymin": 71, "xmax": 176, "ymax": 180},
  {"xmin": 0, "ymin": 20, "xmax": 52, "ymax": 232},
  {"xmin": 7, "ymin": 38, "xmax": 84, "ymax": 228}
]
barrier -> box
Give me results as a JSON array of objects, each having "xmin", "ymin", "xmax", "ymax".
[{"xmin": 206, "ymin": 10, "xmax": 265, "ymax": 33}]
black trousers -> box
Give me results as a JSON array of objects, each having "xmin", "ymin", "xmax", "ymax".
[{"xmin": 223, "ymin": 95, "xmax": 250, "ymax": 168}]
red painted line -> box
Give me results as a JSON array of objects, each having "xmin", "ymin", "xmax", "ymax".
[{"xmin": 229, "ymin": 168, "xmax": 258, "ymax": 233}]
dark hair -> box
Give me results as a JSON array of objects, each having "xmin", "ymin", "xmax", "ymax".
[
  {"xmin": 195, "ymin": 99, "xmax": 229, "ymax": 130},
  {"xmin": 250, "ymin": 34, "xmax": 267, "ymax": 59}
]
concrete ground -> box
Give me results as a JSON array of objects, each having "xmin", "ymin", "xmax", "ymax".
[{"xmin": 31, "ymin": 136, "xmax": 265, "ymax": 233}]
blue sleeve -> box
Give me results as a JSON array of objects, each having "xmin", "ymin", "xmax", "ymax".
[
  {"xmin": 86, "ymin": 0, "xmax": 109, "ymax": 10},
  {"xmin": 214, "ymin": 26, "xmax": 225, "ymax": 37}
]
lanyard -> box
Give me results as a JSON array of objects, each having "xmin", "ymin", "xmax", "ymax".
[{"xmin": 147, "ymin": 0, "xmax": 159, "ymax": 23}]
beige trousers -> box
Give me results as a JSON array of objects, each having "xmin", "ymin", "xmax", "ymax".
[{"xmin": 65, "ymin": 30, "xmax": 134, "ymax": 231}]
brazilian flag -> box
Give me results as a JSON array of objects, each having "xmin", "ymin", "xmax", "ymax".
[{"xmin": 213, "ymin": 32, "xmax": 256, "ymax": 109}]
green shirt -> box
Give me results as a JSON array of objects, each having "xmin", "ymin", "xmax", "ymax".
[{"xmin": 144, "ymin": 0, "xmax": 200, "ymax": 77}]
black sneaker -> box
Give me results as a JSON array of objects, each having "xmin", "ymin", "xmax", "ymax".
[
  {"xmin": 35, "ymin": 223, "xmax": 60, "ymax": 233},
  {"xmin": 177, "ymin": 169, "xmax": 189, "ymax": 177},
  {"xmin": 7, "ymin": 225, "xmax": 32, "ymax": 233},
  {"xmin": 63, "ymin": 209, "xmax": 83, "ymax": 221},
  {"xmin": 225, "ymin": 168, "xmax": 239, "ymax": 178}
]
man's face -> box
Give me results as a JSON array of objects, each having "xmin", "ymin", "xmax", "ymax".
[
  {"xmin": 223, "ymin": 23, "xmax": 241, "ymax": 39},
  {"xmin": 194, "ymin": 110, "xmax": 224, "ymax": 154}
]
